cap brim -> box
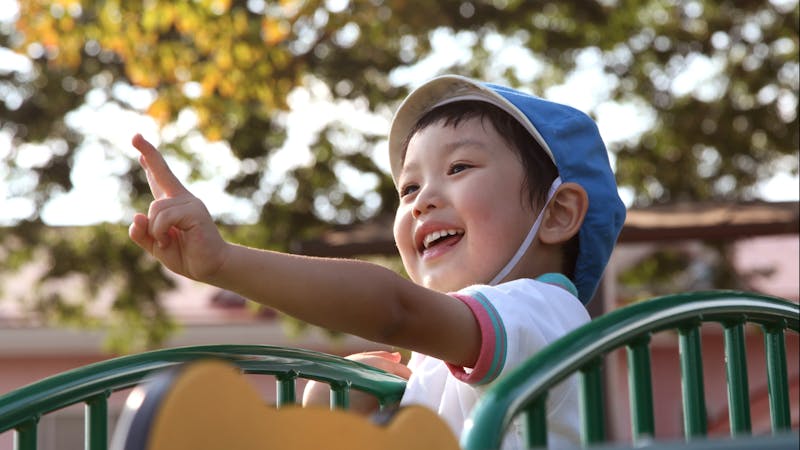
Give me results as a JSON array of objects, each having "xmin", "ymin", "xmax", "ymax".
[{"xmin": 388, "ymin": 75, "xmax": 555, "ymax": 184}]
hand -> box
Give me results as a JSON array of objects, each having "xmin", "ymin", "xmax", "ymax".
[
  {"xmin": 128, "ymin": 134, "xmax": 229, "ymax": 281},
  {"xmin": 345, "ymin": 351, "xmax": 412, "ymax": 378},
  {"xmin": 302, "ymin": 351, "xmax": 411, "ymax": 414}
]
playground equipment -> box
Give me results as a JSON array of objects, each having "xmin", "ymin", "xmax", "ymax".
[{"xmin": 1, "ymin": 290, "xmax": 797, "ymax": 449}]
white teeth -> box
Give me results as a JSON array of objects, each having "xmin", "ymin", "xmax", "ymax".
[{"xmin": 423, "ymin": 229, "xmax": 462, "ymax": 249}]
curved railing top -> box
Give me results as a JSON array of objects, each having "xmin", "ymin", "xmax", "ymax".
[
  {"xmin": 461, "ymin": 290, "xmax": 799, "ymax": 450},
  {"xmin": 0, "ymin": 344, "xmax": 407, "ymax": 433}
]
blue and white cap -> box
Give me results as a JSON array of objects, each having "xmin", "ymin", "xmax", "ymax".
[{"xmin": 388, "ymin": 75, "xmax": 626, "ymax": 304}]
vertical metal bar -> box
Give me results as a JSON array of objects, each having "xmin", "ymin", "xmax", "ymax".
[
  {"xmin": 523, "ymin": 395, "xmax": 547, "ymax": 449},
  {"xmin": 678, "ymin": 324, "xmax": 707, "ymax": 439},
  {"xmin": 627, "ymin": 336, "xmax": 655, "ymax": 442},
  {"xmin": 276, "ymin": 372, "xmax": 298, "ymax": 407},
  {"xmin": 723, "ymin": 320, "xmax": 751, "ymax": 435},
  {"xmin": 85, "ymin": 393, "xmax": 109, "ymax": 450},
  {"xmin": 329, "ymin": 381, "xmax": 350, "ymax": 410},
  {"xmin": 579, "ymin": 358, "xmax": 605, "ymax": 446},
  {"xmin": 14, "ymin": 419, "xmax": 37, "ymax": 450},
  {"xmin": 763, "ymin": 324, "xmax": 791, "ymax": 433}
]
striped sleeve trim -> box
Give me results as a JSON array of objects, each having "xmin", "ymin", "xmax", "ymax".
[{"xmin": 446, "ymin": 292, "xmax": 507, "ymax": 385}]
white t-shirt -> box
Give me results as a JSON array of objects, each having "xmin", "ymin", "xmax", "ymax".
[{"xmin": 399, "ymin": 276, "xmax": 590, "ymax": 449}]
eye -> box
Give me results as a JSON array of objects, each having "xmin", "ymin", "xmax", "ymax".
[
  {"xmin": 448, "ymin": 163, "xmax": 472, "ymax": 175},
  {"xmin": 400, "ymin": 183, "xmax": 419, "ymax": 197}
]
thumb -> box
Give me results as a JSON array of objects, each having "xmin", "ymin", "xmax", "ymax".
[
  {"xmin": 385, "ymin": 351, "xmax": 402, "ymax": 363},
  {"xmin": 350, "ymin": 351, "xmax": 402, "ymax": 363},
  {"xmin": 129, "ymin": 213, "xmax": 155, "ymax": 253}
]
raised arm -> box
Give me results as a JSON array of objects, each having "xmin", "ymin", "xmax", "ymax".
[{"xmin": 128, "ymin": 134, "xmax": 480, "ymax": 368}]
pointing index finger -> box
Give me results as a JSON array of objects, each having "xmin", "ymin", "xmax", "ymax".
[{"xmin": 132, "ymin": 134, "xmax": 189, "ymax": 198}]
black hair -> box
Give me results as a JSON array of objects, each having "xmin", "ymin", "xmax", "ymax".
[{"xmin": 401, "ymin": 100, "xmax": 579, "ymax": 278}]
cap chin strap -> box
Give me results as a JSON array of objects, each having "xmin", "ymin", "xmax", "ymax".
[{"xmin": 488, "ymin": 177, "xmax": 562, "ymax": 286}]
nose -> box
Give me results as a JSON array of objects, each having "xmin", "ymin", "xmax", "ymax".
[{"xmin": 412, "ymin": 186, "xmax": 440, "ymax": 218}]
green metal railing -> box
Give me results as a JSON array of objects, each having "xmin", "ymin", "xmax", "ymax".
[
  {"xmin": 461, "ymin": 291, "xmax": 799, "ymax": 450},
  {"xmin": 0, "ymin": 344, "xmax": 407, "ymax": 450}
]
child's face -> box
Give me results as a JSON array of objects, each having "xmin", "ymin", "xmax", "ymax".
[{"xmin": 393, "ymin": 117, "xmax": 537, "ymax": 292}]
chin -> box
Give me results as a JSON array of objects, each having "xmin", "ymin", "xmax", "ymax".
[
  {"xmin": 422, "ymin": 277, "xmax": 448, "ymax": 293},
  {"xmin": 423, "ymin": 277, "xmax": 468, "ymax": 293}
]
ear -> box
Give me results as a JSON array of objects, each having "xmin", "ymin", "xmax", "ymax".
[{"xmin": 538, "ymin": 182, "xmax": 588, "ymax": 245}]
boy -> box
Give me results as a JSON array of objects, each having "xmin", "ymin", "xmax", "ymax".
[{"xmin": 128, "ymin": 75, "xmax": 625, "ymax": 448}]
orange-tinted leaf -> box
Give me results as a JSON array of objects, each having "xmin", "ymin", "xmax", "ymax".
[
  {"xmin": 262, "ymin": 18, "xmax": 290, "ymax": 46},
  {"xmin": 201, "ymin": 71, "xmax": 220, "ymax": 95},
  {"xmin": 146, "ymin": 97, "xmax": 171, "ymax": 124}
]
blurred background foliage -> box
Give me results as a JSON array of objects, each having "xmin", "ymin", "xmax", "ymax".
[{"xmin": 0, "ymin": 0, "xmax": 797, "ymax": 352}]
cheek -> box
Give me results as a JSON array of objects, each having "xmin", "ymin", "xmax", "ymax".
[
  {"xmin": 393, "ymin": 211, "xmax": 423, "ymax": 283},
  {"xmin": 392, "ymin": 209, "xmax": 414, "ymax": 258},
  {"xmin": 462, "ymin": 179, "xmax": 533, "ymax": 254}
]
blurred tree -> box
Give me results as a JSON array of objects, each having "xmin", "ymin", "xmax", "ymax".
[{"xmin": 0, "ymin": 0, "xmax": 797, "ymax": 351}]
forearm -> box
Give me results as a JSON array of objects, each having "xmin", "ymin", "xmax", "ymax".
[
  {"xmin": 202, "ymin": 243, "xmax": 479, "ymax": 366},
  {"xmin": 208, "ymin": 243, "xmax": 413, "ymax": 344}
]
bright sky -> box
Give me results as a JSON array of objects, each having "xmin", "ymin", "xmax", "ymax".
[{"xmin": 0, "ymin": 1, "xmax": 798, "ymax": 226}]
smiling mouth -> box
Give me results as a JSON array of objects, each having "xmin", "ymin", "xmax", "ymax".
[{"xmin": 421, "ymin": 229, "xmax": 465, "ymax": 252}]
